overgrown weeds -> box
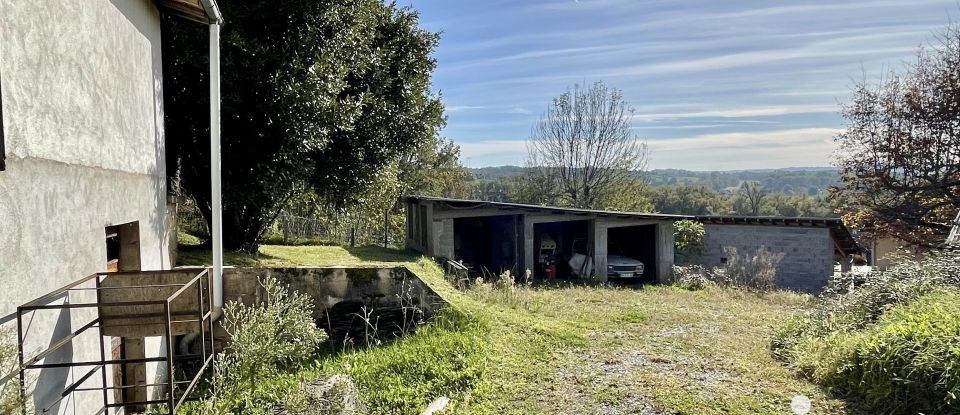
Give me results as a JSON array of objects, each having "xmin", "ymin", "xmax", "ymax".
[
  {"xmin": 185, "ymin": 277, "xmax": 328, "ymax": 414},
  {"xmin": 470, "ymin": 270, "xmax": 542, "ymax": 312},
  {"xmin": 722, "ymin": 246, "xmax": 783, "ymax": 290},
  {"xmin": 672, "ymin": 245, "xmax": 784, "ymax": 291},
  {"xmin": 772, "ymin": 251, "xmax": 960, "ymax": 414},
  {"xmin": 314, "ymin": 307, "xmax": 488, "ymax": 415}
]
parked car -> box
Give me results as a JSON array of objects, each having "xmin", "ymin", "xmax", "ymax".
[{"xmin": 568, "ymin": 239, "xmax": 645, "ymax": 279}]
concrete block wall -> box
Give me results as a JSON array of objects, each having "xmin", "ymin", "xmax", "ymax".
[{"xmin": 696, "ymin": 224, "xmax": 834, "ymax": 292}]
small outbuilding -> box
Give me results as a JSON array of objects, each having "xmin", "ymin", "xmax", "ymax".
[{"xmin": 402, "ymin": 196, "xmax": 686, "ymax": 283}]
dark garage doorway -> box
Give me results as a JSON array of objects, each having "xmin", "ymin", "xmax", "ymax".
[
  {"xmin": 608, "ymin": 224, "xmax": 658, "ymax": 284},
  {"xmin": 533, "ymin": 220, "xmax": 590, "ymax": 280},
  {"xmin": 454, "ymin": 215, "xmax": 521, "ymax": 277}
]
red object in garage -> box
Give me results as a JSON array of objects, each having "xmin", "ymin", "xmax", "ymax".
[{"xmin": 546, "ymin": 263, "xmax": 557, "ymax": 280}]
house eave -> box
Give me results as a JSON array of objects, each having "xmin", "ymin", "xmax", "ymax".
[{"xmin": 155, "ymin": 0, "xmax": 222, "ymax": 24}]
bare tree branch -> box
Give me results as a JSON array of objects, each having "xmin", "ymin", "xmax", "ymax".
[{"xmin": 525, "ymin": 81, "xmax": 648, "ymax": 209}]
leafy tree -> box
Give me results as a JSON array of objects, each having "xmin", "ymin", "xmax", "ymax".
[
  {"xmin": 649, "ymin": 185, "xmax": 730, "ymax": 215},
  {"xmin": 163, "ymin": 0, "xmax": 443, "ymax": 250},
  {"xmin": 524, "ymin": 81, "xmax": 650, "ymax": 209},
  {"xmin": 674, "ymin": 219, "xmax": 705, "ymax": 257},
  {"xmin": 833, "ymin": 22, "xmax": 960, "ymax": 246},
  {"xmin": 281, "ymin": 138, "xmax": 469, "ymax": 247},
  {"xmin": 398, "ymin": 136, "xmax": 469, "ymax": 199},
  {"xmin": 596, "ymin": 178, "xmax": 654, "ymax": 212}
]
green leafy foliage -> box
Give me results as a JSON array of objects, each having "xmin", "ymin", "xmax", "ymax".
[
  {"xmin": 276, "ymin": 135, "xmax": 470, "ymax": 248},
  {"xmin": 190, "ymin": 278, "xmax": 328, "ymax": 414},
  {"xmin": 772, "ymin": 252, "xmax": 960, "ymax": 414},
  {"xmin": 832, "ymin": 292, "xmax": 960, "ymax": 413},
  {"xmin": 316, "ymin": 308, "xmax": 487, "ymax": 415},
  {"xmin": 163, "ymin": 0, "xmax": 444, "ymax": 250},
  {"xmin": 1, "ymin": 328, "xmax": 29, "ymax": 415},
  {"xmin": 673, "ymin": 219, "xmax": 705, "ymax": 257}
]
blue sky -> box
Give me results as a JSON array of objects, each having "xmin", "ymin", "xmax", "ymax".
[{"xmin": 402, "ymin": 0, "xmax": 956, "ymax": 170}]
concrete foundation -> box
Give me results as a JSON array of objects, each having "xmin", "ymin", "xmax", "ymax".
[{"xmin": 219, "ymin": 266, "xmax": 445, "ymax": 343}]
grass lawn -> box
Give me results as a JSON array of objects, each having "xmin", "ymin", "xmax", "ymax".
[{"xmin": 178, "ymin": 243, "xmax": 852, "ymax": 414}]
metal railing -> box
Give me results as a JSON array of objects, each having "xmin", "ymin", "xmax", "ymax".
[{"xmin": 15, "ymin": 269, "xmax": 216, "ymax": 414}]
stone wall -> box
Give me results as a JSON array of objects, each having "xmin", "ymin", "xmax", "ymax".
[{"xmin": 696, "ymin": 224, "xmax": 834, "ymax": 292}]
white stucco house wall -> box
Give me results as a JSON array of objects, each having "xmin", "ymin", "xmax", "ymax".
[{"xmin": 0, "ymin": 1, "xmax": 222, "ymax": 413}]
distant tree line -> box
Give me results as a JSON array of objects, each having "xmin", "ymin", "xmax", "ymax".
[
  {"xmin": 469, "ymin": 166, "xmax": 839, "ymax": 196},
  {"xmin": 468, "ymin": 176, "xmax": 834, "ymax": 217}
]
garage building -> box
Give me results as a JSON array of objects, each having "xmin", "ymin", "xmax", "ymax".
[{"xmin": 403, "ymin": 196, "xmax": 685, "ymax": 283}]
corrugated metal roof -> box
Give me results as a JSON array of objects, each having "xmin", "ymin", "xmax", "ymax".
[{"xmin": 404, "ymin": 196, "xmax": 863, "ymax": 256}]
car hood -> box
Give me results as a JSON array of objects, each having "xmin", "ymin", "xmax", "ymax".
[{"xmin": 608, "ymin": 255, "xmax": 643, "ymax": 266}]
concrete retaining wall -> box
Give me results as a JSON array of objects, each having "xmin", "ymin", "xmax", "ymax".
[{"xmin": 219, "ymin": 266, "xmax": 446, "ymax": 343}]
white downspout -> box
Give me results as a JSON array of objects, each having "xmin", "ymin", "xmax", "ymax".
[{"xmin": 209, "ymin": 22, "xmax": 223, "ymax": 310}]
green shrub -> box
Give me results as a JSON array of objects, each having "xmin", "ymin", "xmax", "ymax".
[
  {"xmin": 1, "ymin": 328, "xmax": 29, "ymax": 414},
  {"xmin": 674, "ymin": 219, "xmax": 705, "ymax": 258},
  {"xmin": 775, "ymin": 251, "xmax": 960, "ymax": 347},
  {"xmin": 189, "ymin": 277, "xmax": 328, "ymax": 414},
  {"xmin": 772, "ymin": 251, "xmax": 960, "ymax": 414},
  {"xmin": 818, "ymin": 292, "xmax": 960, "ymax": 413}
]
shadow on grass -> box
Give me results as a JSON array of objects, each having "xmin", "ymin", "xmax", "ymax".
[
  {"xmin": 176, "ymin": 243, "xmax": 283, "ymax": 267},
  {"xmin": 342, "ymin": 245, "xmax": 422, "ymax": 263}
]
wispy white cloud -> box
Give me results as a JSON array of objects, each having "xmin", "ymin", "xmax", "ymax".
[
  {"xmin": 633, "ymin": 104, "xmax": 838, "ymax": 121},
  {"xmin": 631, "ymin": 122, "xmax": 779, "ymax": 130},
  {"xmin": 458, "ymin": 140, "xmax": 529, "ymax": 167},
  {"xmin": 446, "ymin": 105, "xmax": 487, "ymax": 113},
  {"xmin": 648, "ymin": 128, "xmax": 841, "ymax": 169},
  {"xmin": 457, "ymin": 128, "xmax": 842, "ymax": 170},
  {"xmin": 507, "ymin": 106, "xmax": 533, "ymax": 115},
  {"xmin": 412, "ymin": 0, "xmax": 954, "ymax": 169},
  {"xmin": 598, "ymin": 45, "xmax": 915, "ymax": 79}
]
